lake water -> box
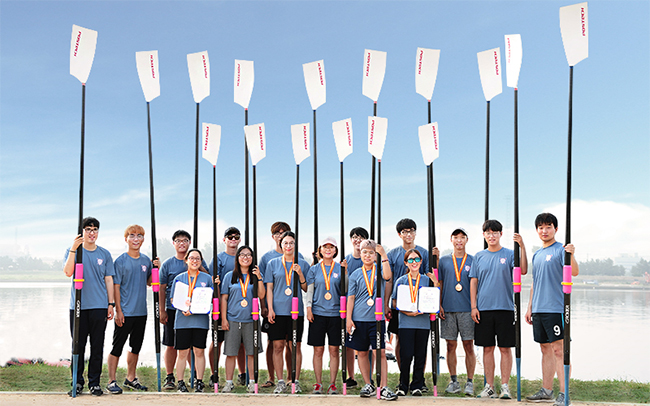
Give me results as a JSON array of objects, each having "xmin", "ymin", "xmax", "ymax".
[{"xmin": 0, "ymin": 282, "xmax": 648, "ymax": 383}]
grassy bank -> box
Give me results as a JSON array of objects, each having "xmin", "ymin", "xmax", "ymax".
[{"xmin": 0, "ymin": 363, "xmax": 647, "ymax": 403}]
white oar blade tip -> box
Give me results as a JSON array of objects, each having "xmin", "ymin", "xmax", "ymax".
[
  {"xmin": 332, "ymin": 118, "xmax": 353, "ymax": 162},
  {"xmin": 415, "ymin": 48, "xmax": 441, "ymax": 100},
  {"xmin": 504, "ymin": 35, "xmax": 522, "ymax": 88},
  {"xmin": 70, "ymin": 24, "xmax": 98, "ymax": 84},
  {"xmin": 418, "ymin": 122, "xmax": 440, "ymax": 165},
  {"xmin": 187, "ymin": 51, "xmax": 210, "ymax": 103},
  {"xmin": 202, "ymin": 123, "xmax": 221, "ymax": 166},
  {"xmin": 560, "ymin": 2, "xmax": 589, "ymax": 66},
  {"xmin": 303, "ymin": 60, "xmax": 326, "ymax": 110},
  {"xmin": 291, "ymin": 123, "xmax": 311, "ymax": 165},
  {"xmin": 367, "ymin": 116, "xmax": 388, "ymax": 160},
  {"xmin": 477, "ymin": 47, "xmax": 503, "ymax": 101},
  {"xmin": 362, "ymin": 49, "xmax": 387, "ymax": 101},
  {"xmin": 244, "ymin": 123, "xmax": 266, "ymax": 166},
  {"xmin": 234, "ymin": 59, "xmax": 254, "ymax": 108},
  {"xmin": 136, "ymin": 50, "xmax": 160, "ymax": 102}
]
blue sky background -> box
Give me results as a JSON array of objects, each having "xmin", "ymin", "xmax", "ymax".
[{"xmin": 1, "ymin": 0, "xmax": 648, "ymax": 265}]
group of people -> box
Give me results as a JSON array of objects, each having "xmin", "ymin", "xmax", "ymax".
[{"xmin": 65, "ymin": 213, "xmax": 578, "ymax": 406}]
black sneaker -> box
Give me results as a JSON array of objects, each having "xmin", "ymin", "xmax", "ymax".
[
  {"xmin": 107, "ymin": 380, "xmax": 123, "ymax": 394},
  {"xmin": 89, "ymin": 385, "xmax": 103, "ymax": 396},
  {"xmin": 163, "ymin": 374, "xmax": 176, "ymax": 390},
  {"xmin": 208, "ymin": 373, "xmax": 217, "ymax": 388},
  {"xmin": 345, "ymin": 377, "xmax": 358, "ymax": 388},
  {"xmin": 237, "ymin": 373, "xmax": 247, "ymax": 386},
  {"xmin": 422, "ymin": 384, "xmax": 429, "ymax": 393},
  {"xmin": 195, "ymin": 379, "xmax": 205, "ymax": 393},
  {"xmin": 67, "ymin": 383, "xmax": 83, "ymax": 396},
  {"xmin": 177, "ymin": 380, "xmax": 189, "ymax": 393},
  {"xmin": 124, "ymin": 377, "xmax": 148, "ymax": 391}
]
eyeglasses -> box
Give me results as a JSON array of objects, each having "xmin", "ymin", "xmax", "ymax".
[
  {"xmin": 128, "ymin": 234, "xmax": 144, "ymax": 240},
  {"xmin": 282, "ymin": 241, "xmax": 295, "ymax": 247},
  {"xmin": 273, "ymin": 231, "xmax": 287, "ymax": 237},
  {"xmin": 406, "ymin": 257, "xmax": 421, "ymax": 264},
  {"xmin": 84, "ymin": 227, "xmax": 98, "ymax": 234},
  {"xmin": 187, "ymin": 256, "xmax": 202, "ymax": 262},
  {"xmin": 226, "ymin": 234, "xmax": 241, "ymax": 241},
  {"xmin": 239, "ymin": 253, "xmax": 252, "ymax": 258},
  {"xmin": 174, "ymin": 239, "xmax": 190, "ymax": 244},
  {"xmin": 400, "ymin": 229, "xmax": 416, "ymax": 236},
  {"xmin": 361, "ymin": 249, "xmax": 376, "ymax": 255},
  {"xmin": 351, "ymin": 236, "xmax": 364, "ymax": 242},
  {"xmin": 484, "ymin": 232, "xmax": 501, "ymax": 237}
]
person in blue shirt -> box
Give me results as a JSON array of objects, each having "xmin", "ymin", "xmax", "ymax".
[
  {"xmin": 391, "ymin": 248, "xmax": 437, "ymax": 396},
  {"xmin": 63, "ymin": 217, "xmax": 115, "ymax": 397},
  {"xmin": 170, "ymin": 248, "xmax": 216, "ymax": 393},
  {"xmin": 525, "ymin": 213, "xmax": 578, "ymax": 406},
  {"xmin": 106, "ymin": 225, "xmax": 157, "ymax": 394},
  {"xmin": 470, "ymin": 219, "xmax": 527, "ymax": 399},
  {"xmin": 220, "ymin": 245, "xmax": 266, "ymax": 393}
]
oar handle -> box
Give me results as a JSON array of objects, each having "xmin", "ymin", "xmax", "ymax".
[
  {"xmin": 252, "ymin": 298, "xmax": 260, "ymax": 321},
  {"xmin": 74, "ymin": 264, "xmax": 84, "ymax": 290},
  {"xmin": 151, "ymin": 267, "xmax": 160, "ymax": 292},
  {"xmin": 513, "ymin": 267, "xmax": 522, "ymax": 293},
  {"xmin": 562, "ymin": 266, "xmax": 573, "ymax": 293},
  {"xmin": 212, "ymin": 298, "xmax": 220, "ymax": 320}
]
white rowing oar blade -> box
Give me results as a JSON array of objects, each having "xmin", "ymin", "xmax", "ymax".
[
  {"xmin": 244, "ymin": 123, "xmax": 266, "ymax": 166},
  {"xmin": 504, "ymin": 35, "xmax": 522, "ymax": 88},
  {"xmin": 362, "ymin": 49, "xmax": 387, "ymax": 102},
  {"xmin": 70, "ymin": 24, "xmax": 97, "ymax": 84},
  {"xmin": 234, "ymin": 59, "xmax": 254, "ymax": 108},
  {"xmin": 303, "ymin": 60, "xmax": 326, "ymax": 110},
  {"xmin": 415, "ymin": 48, "xmax": 440, "ymax": 101},
  {"xmin": 291, "ymin": 123, "xmax": 311, "ymax": 165},
  {"xmin": 187, "ymin": 51, "xmax": 210, "ymax": 103},
  {"xmin": 368, "ymin": 116, "xmax": 388, "ymax": 160},
  {"xmin": 332, "ymin": 118, "xmax": 353, "ymax": 163},
  {"xmin": 418, "ymin": 122, "xmax": 440, "ymax": 166},
  {"xmin": 477, "ymin": 47, "xmax": 503, "ymax": 101},
  {"xmin": 560, "ymin": 2, "xmax": 589, "ymax": 66},
  {"xmin": 202, "ymin": 123, "xmax": 221, "ymax": 166},
  {"xmin": 136, "ymin": 50, "xmax": 160, "ymax": 102}
]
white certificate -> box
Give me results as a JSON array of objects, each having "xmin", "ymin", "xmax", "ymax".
[
  {"xmin": 417, "ymin": 286, "xmax": 440, "ymax": 314},
  {"xmin": 172, "ymin": 281, "xmax": 213, "ymax": 314},
  {"xmin": 395, "ymin": 284, "xmax": 418, "ymax": 312}
]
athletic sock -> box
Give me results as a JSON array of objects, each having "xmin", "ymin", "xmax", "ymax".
[
  {"xmin": 467, "ymin": 378, "xmax": 473, "ymax": 383},
  {"xmin": 451, "ymin": 375, "xmax": 458, "ymax": 382},
  {"xmin": 227, "ymin": 380, "xmax": 233, "ymax": 384}
]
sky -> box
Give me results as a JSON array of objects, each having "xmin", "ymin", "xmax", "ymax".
[{"xmin": 1, "ymin": 0, "xmax": 649, "ymax": 266}]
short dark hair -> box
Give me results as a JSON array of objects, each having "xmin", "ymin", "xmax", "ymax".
[
  {"xmin": 232, "ymin": 245, "xmax": 256, "ymax": 284},
  {"xmin": 184, "ymin": 248, "xmax": 208, "ymax": 273},
  {"xmin": 535, "ymin": 213, "xmax": 558, "ymax": 229},
  {"xmin": 349, "ymin": 227, "xmax": 369, "ymax": 239},
  {"xmin": 82, "ymin": 217, "xmax": 100, "ymax": 229},
  {"xmin": 280, "ymin": 231, "xmax": 296, "ymax": 247},
  {"xmin": 271, "ymin": 221, "xmax": 291, "ymax": 235},
  {"xmin": 396, "ymin": 218, "xmax": 417, "ymax": 233},
  {"xmin": 403, "ymin": 248, "xmax": 422, "ymax": 263},
  {"xmin": 172, "ymin": 230, "xmax": 191, "ymax": 241},
  {"xmin": 482, "ymin": 219, "xmax": 503, "ymax": 233}
]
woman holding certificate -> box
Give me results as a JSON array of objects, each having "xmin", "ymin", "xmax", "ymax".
[
  {"xmin": 305, "ymin": 237, "xmax": 344, "ymax": 395},
  {"xmin": 170, "ymin": 248, "xmax": 217, "ymax": 393},
  {"xmin": 220, "ymin": 246, "xmax": 266, "ymax": 393},
  {"xmin": 391, "ymin": 249, "xmax": 437, "ymax": 397}
]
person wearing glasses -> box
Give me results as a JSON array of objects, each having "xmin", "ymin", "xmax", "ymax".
[
  {"xmin": 391, "ymin": 249, "xmax": 437, "ymax": 396},
  {"xmin": 63, "ymin": 217, "xmax": 116, "ymax": 396},
  {"xmin": 159, "ymin": 230, "xmax": 207, "ymax": 390},
  {"xmin": 170, "ymin": 248, "xmax": 215, "ymax": 393},
  {"xmin": 469, "ymin": 220, "xmax": 527, "ymax": 399},
  {"xmin": 264, "ymin": 231, "xmax": 310, "ymax": 394},
  {"xmin": 220, "ymin": 246, "xmax": 266, "ymax": 393},
  {"xmin": 386, "ymin": 219, "xmax": 429, "ymax": 372},
  {"xmin": 106, "ymin": 224, "xmax": 158, "ymax": 394}
]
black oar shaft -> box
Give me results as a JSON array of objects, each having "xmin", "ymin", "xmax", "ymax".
[
  {"xmin": 245, "ymin": 109, "xmax": 250, "ymax": 246},
  {"xmin": 370, "ymin": 102, "xmax": 378, "ymax": 240},
  {"xmin": 313, "ymin": 110, "xmax": 319, "ymax": 263},
  {"xmin": 212, "ymin": 165, "xmax": 219, "ymax": 390},
  {"xmin": 292, "ymin": 164, "xmax": 299, "ymax": 391},
  {"xmin": 513, "ymin": 88, "xmax": 522, "ymax": 401},
  {"xmin": 193, "ymin": 103, "xmax": 200, "ymax": 249},
  {"xmin": 484, "ymin": 101, "xmax": 490, "ymax": 249},
  {"xmin": 340, "ymin": 162, "xmax": 347, "ymax": 389},
  {"xmin": 564, "ymin": 67, "xmax": 574, "ymax": 365}
]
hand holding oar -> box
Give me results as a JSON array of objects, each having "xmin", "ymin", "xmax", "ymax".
[
  {"xmin": 234, "ymin": 60, "xmax": 254, "ymax": 246},
  {"xmin": 136, "ymin": 49, "xmax": 161, "ymax": 391}
]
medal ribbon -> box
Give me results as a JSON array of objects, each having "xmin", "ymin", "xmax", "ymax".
[
  {"xmin": 320, "ymin": 262, "xmax": 334, "ymax": 292},
  {"xmin": 282, "ymin": 258, "xmax": 293, "ymax": 288},
  {"xmin": 452, "ymin": 253, "xmax": 468, "ymax": 284},
  {"xmin": 408, "ymin": 273, "xmax": 421, "ymax": 303},
  {"xmin": 361, "ymin": 264, "xmax": 376, "ymax": 298},
  {"xmin": 239, "ymin": 273, "xmax": 250, "ymax": 299},
  {"xmin": 187, "ymin": 272, "xmax": 198, "ymax": 299}
]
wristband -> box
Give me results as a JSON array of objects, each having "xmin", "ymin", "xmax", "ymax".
[
  {"xmin": 108, "ymin": 302, "xmax": 116, "ymax": 307},
  {"xmin": 382, "ymin": 259, "xmax": 389, "ymax": 263},
  {"xmin": 70, "ymin": 250, "xmax": 76, "ymax": 253}
]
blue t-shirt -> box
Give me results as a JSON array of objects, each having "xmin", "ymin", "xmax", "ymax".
[
  {"xmin": 259, "ymin": 249, "xmax": 305, "ymax": 279},
  {"xmin": 171, "ymin": 271, "xmax": 214, "ymax": 330},
  {"xmin": 387, "ymin": 245, "xmax": 430, "ymax": 283},
  {"xmin": 209, "ymin": 251, "xmax": 236, "ymax": 281},
  {"xmin": 438, "ymin": 254, "xmax": 473, "ymax": 313},
  {"xmin": 306, "ymin": 262, "xmax": 343, "ymax": 317},
  {"xmin": 391, "ymin": 273, "xmax": 430, "ymax": 329},
  {"xmin": 348, "ymin": 265, "xmax": 386, "ymax": 322},
  {"xmin": 66, "ymin": 246, "xmax": 115, "ymax": 310},
  {"xmin": 345, "ymin": 254, "xmax": 364, "ymax": 277},
  {"xmin": 263, "ymin": 256, "xmax": 310, "ymax": 316},
  {"xmin": 160, "ymin": 256, "xmax": 207, "ymax": 309},
  {"xmin": 469, "ymin": 248, "xmax": 515, "ymax": 311},
  {"xmin": 113, "ymin": 252, "xmax": 152, "ymax": 317},
  {"xmin": 222, "ymin": 271, "xmax": 258, "ymax": 323},
  {"xmin": 531, "ymin": 242, "xmax": 565, "ymax": 313}
]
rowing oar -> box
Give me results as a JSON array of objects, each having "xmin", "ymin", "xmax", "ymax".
[
  {"xmin": 245, "ymin": 122, "xmax": 267, "ymax": 393},
  {"xmin": 187, "ymin": 50, "xmax": 210, "ymax": 387},
  {"xmin": 303, "ymin": 60, "xmax": 326, "ymax": 263},
  {"xmin": 504, "ymin": 34, "xmax": 523, "ymax": 402},
  {"xmin": 69, "ymin": 24, "xmax": 97, "ymax": 398},
  {"xmin": 290, "ymin": 123, "xmax": 310, "ymax": 394},
  {"xmin": 362, "ymin": 49, "xmax": 386, "ymax": 240},
  {"xmin": 235, "ymin": 60, "xmax": 254, "ymax": 246},
  {"xmin": 136, "ymin": 49, "xmax": 161, "ymax": 392},
  {"xmin": 416, "ymin": 46, "xmax": 441, "ymax": 396},
  {"xmin": 560, "ymin": 4, "xmax": 588, "ymax": 405},
  {"xmin": 202, "ymin": 123, "xmax": 222, "ymax": 393},
  {"xmin": 333, "ymin": 118, "xmax": 354, "ymax": 394},
  {"xmin": 477, "ymin": 48, "xmax": 503, "ymax": 250}
]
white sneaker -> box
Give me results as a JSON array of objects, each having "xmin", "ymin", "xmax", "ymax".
[
  {"xmin": 274, "ymin": 380, "xmax": 287, "ymax": 394},
  {"xmin": 500, "ymin": 383, "xmax": 512, "ymax": 399},
  {"xmin": 478, "ymin": 383, "xmax": 497, "ymax": 398},
  {"xmin": 222, "ymin": 381, "xmax": 234, "ymax": 393}
]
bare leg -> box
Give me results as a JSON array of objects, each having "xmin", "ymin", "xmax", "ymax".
[
  {"xmin": 462, "ymin": 340, "xmax": 476, "ymax": 379},
  {"xmin": 346, "ymin": 350, "xmax": 356, "ymax": 380},
  {"xmin": 540, "ymin": 343, "xmax": 555, "ymax": 390},
  {"xmin": 483, "ymin": 346, "xmax": 496, "ymax": 387},
  {"xmin": 551, "ymin": 340, "xmax": 566, "ymax": 392},
  {"xmin": 379, "ymin": 349, "xmax": 388, "ymax": 387},
  {"xmin": 313, "ymin": 346, "xmax": 325, "ymax": 384},
  {"xmin": 296, "ymin": 342, "xmax": 303, "ymax": 381},
  {"xmin": 285, "ymin": 341, "xmax": 292, "ymax": 381},
  {"xmin": 175, "ymin": 349, "xmax": 189, "ymax": 381},
  {"xmin": 357, "ymin": 350, "xmax": 371, "ymax": 384},
  {"xmin": 225, "ymin": 356, "xmax": 236, "ymax": 380},
  {"xmin": 107, "ymin": 354, "xmax": 119, "ymax": 381},
  {"xmin": 165, "ymin": 346, "xmax": 177, "ymax": 375},
  {"xmin": 272, "ymin": 340, "xmax": 285, "ymax": 382},
  {"xmin": 237, "ymin": 344, "xmax": 246, "ymax": 378},
  {"xmin": 126, "ymin": 352, "xmax": 138, "ymax": 381},
  {"xmin": 446, "ymin": 340, "xmax": 458, "ymax": 375},
  {"xmin": 498, "ymin": 346, "xmax": 512, "ymax": 387},
  {"xmin": 193, "ymin": 347, "xmax": 206, "ymax": 380},
  {"xmin": 328, "ymin": 345, "xmax": 340, "ymax": 384},
  {"xmin": 266, "ymin": 340, "xmax": 275, "ymax": 383},
  {"xmin": 394, "ymin": 336, "xmax": 401, "ymax": 370}
]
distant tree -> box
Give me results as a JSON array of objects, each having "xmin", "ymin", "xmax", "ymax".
[
  {"xmin": 14, "ymin": 255, "xmax": 50, "ymax": 271},
  {"xmin": 50, "ymin": 259, "xmax": 63, "ymax": 271},
  {"xmin": 153, "ymin": 238, "xmax": 175, "ymax": 262},
  {"xmin": 631, "ymin": 258, "xmax": 650, "ymax": 277},
  {"xmin": 579, "ymin": 258, "xmax": 625, "ymax": 276},
  {"xmin": 0, "ymin": 256, "xmax": 16, "ymax": 270}
]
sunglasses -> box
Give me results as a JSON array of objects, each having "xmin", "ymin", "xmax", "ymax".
[
  {"xmin": 406, "ymin": 257, "xmax": 421, "ymax": 264},
  {"xmin": 226, "ymin": 234, "xmax": 241, "ymax": 241}
]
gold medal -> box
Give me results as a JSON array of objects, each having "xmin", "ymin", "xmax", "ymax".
[
  {"xmin": 241, "ymin": 299, "xmax": 248, "ymax": 307},
  {"xmin": 455, "ymin": 283, "xmax": 463, "ymax": 292},
  {"xmin": 367, "ymin": 298, "xmax": 374, "ymax": 307},
  {"xmin": 324, "ymin": 292, "xmax": 332, "ymax": 301},
  {"xmin": 452, "ymin": 253, "xmax": 468, "ymax": 291},
  {"xmin": 285, "ymin": 287, "xmax": 292, "ymax": 296}
]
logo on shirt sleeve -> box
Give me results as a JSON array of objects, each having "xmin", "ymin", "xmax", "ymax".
[
  {"xmin": 500, "ymin": 258, "xmax": 506, "ymax": 264},
  {"xmin": 97, "ymin": 258, "xmax": 103, "ymax": 265},
  {"xmin": 546, "ymin": 254, "xmax": 553, "ymax": 262}
]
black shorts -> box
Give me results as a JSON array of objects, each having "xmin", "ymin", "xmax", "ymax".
[
  {"xmin": 347, "ymin": 320, "xmax": 386, "ymax": 351},
  {"xmin": 532, "ymin": 313, "xmax": 564, "ymax": 344},
  {"xmin": 110, "ymin": 315, "xmax": 147, "ymax": 357},
  {"xmin": 474, "ymin": 310, "xmax": 515, "ymax": 348},
  {"xmin": 308, "ymin": 314, "xmax": 342, "ymax": 347},
  {"xmin": 262, "ymin": 316, "xmax": 271, "ymax": 334},
  {"xmin": 162, "ymin": 308, "xmax": 176, "ymax": 347},
  {"xmin": 175, "ymin": 328, "xmax": 208, "ymax": 350},
  {"xmin": 387, "ymin": 308, "xmax": 400, "ymax": 335},
  {"xmin": 267, "ymin": 315, "xmax": 304, "ymax": 343}
]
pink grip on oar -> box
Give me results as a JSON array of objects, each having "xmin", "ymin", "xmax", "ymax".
[
  {"xmin": 151, "ymin": 267, "xmax": 160, "ymax": 292},
  {"xmin": 74, "ymin": 264, "xmax": 84, "ymax": 290},
  {"xmin": 513, "ymin": 266, "xmax": 522, "ymax": 293},
  {"xmin": 254, "ymin": 383, "xmax": 258, "ymax": 394},
  {"xmin": 252, "ymin": 298, "xmax": 259, "ymax": 321},
  {"xmin": 433, "ymin": 268, "xmax": 439, "ymax": 280},
  {"xmin": 430, "ymin": 313, "xmax": 436, "ymax": 321},
  {"xmin": 212, "ymin": 298, "xmax": 220, "ymax": 320},
  {"xmin": 340, "ymin": 296, "xmax": 347, "ymax": 319},
  {"xmin": 562, "ymin": 266, "xmax": 573, "ymax": 293},
  {"xmin": 291, "ymin": 297, "xmax": 299, "ymax": 320},
  {"xmin": 375, "ymin": 298, "xmax": 383, "ymax": 321}
]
